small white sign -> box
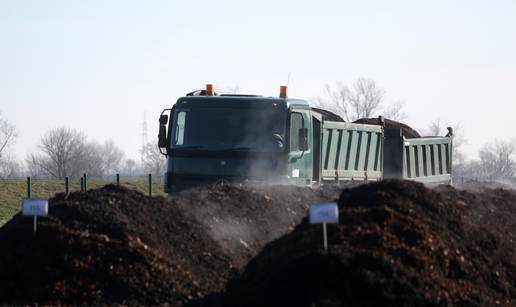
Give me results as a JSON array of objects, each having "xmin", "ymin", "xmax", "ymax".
[
  {"xmin": 21, "ymin": 199, "xmax": 48, "ymax": 217},
  {"xmin": 309, "ymin": 202, "xmax": 339, "ymax": 224}
]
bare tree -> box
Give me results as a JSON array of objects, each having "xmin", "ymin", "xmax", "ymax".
[
  {"xmin": 100, "ymin": 139, "xmax": 124, "ymax": 175},
  {"xmin": 141, "ymin": 142, "xmax": 165, "ymax": 176},
  {"xmin": 348, "ymin": 78, "xmax": 385, "ymax": 119},
  {"xmin": 312, "ymin": 78, "xmax": 405, "ymax": 121},
  {"xmin": 312, "ymin": 81, "xmax": 351, "ymax": 120},
  {"xmin": 425, "ymin": 118, "xmax": 449, "ymax": 136},
  {"xmin": 0, "ymin": 114, "xmax": 19, "ymax": 178},
  {"xmin": 424, "ymin": 118, "xmax": 466, "ymax": 168},
  {"xmin": 382, "ymin": 99, "xmax": 407, "ymax": 121},
  {"xmin": 79, "ymin": 141, "xmax": 105, "ymax": 177},
  {"xmin": 27, "ymin": 127, "xmax": 127, "ymax": 178},
  {"xmin": 477, "ymin": 141, "xmax": 515, "ymax": 179},
  {"xmin": 0, "ymin": 154, "xmax": 22, "ymax": 179},
  {"xmin": 0, "ymin": 114, "xmax": 17, "ymax": 159},
  {"xmin": 28, "ymin": 127, "xmax": 89, "ymax": 178},
  {"xmin": 122, "ymin": 158, "xmax": 138, "ymax": 177}
]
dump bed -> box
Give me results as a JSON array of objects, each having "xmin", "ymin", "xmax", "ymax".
[
  {"xmin": 320, "ymin": 121, "xmax": 383, "ymax": 182},
  {"xmin": 401, "ymin": 136, "xmax": 453, "ymax": 184},
  {"xmin": 384, "ymin": 128, "xmax": 452, "ymax": 184}
]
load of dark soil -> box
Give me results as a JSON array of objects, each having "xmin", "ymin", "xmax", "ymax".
[
  {"xmin": 0, "ymin": 183, "xmax": 342, "ymax": 305},
  {"xmin": 354, "ymin": 117, "xmax": 421, "ymax": 138},
  {"xmin": 312, "ymin": 107, "xmax": 346, "ymax": 122},
  {"xmin": 224, "ymin": 180, "xmax": 516, "ymax": 307}
]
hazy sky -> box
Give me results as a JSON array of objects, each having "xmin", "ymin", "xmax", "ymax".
[{"xmin": 1, "ymin": 0, "xmax": 515, "ymax": 161}]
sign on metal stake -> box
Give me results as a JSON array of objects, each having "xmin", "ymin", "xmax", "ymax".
[
  {"xmin": 309, "ymin": 202, "xmax": 339, "ymax": 252},
  {"xmin": 21, "ymin": 199, "xmax": 48, "ymax": 233}
]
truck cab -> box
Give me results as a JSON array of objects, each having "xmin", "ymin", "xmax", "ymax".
[{"xmin": 158, "ymin": 86, "xmax": 315, "ymax": 192}]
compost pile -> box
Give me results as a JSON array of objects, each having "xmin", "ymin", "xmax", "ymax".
[
  {"xmin": 0, "ymin": 185, "xmax": 233, "ymax": 306},
  {"xmin": 354, "ymin": 117, "xmax": 421, "ymax": 138},
  {"xmin": 175, "ymin": 184, "xmax": 341, "ymax": 267},
  {"xmin": 1, "ymin": 181, "xmax": 515, "ymax": 306},
  {"xmin": 0, "ymin": 184, "xmax": 340, "ymax": 306},
  {"xmin": 224, "ymin": 180, "xmax": 516, "ymax": 307}
]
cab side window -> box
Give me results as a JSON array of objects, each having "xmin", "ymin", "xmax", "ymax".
[
  {"xmin": 290, "ymin": 112, "xmax": 303, "ymax": 151},
  {"xmin": 175, "ymin": 111, "xmax": 186, "ymax": 145}
]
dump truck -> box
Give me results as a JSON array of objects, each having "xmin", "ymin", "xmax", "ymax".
[{"xmin": 158, "ymin": 84, "xmax": 453, "ymax": 192}]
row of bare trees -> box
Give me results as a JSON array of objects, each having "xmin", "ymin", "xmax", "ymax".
[
  {"xmin": 0, "ymin": 113, "xmax": 21, "ymax": 178},
  {"xmin": 26, "ymin": 128, "xmax": 125, "ymax": 178},
  {"xmin": 454, "ymin": 141, "xmax": 516, "ymax": 181},
  {"xmin": 25, "ymin": 127, "xmax": 166, "ymax": 179},
  {"xmin": 311, "ymin": 78, "xmax": 407, "ymax": 122},
  {"xmin": 0, "ymin": 119, "xmax": 165, "ymax": 178}
]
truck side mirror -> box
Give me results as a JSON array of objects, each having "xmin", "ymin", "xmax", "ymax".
[
  {"xmin": 158, "ymin": 125, "xmax": 167, "ymax": 148},
  {"xmin": 159, "ymin": 114, "xmax": 169, "ymax": 125},
  {"xmin": 298, "ymin": 128, "xmax": 308, "ymax": 151}
]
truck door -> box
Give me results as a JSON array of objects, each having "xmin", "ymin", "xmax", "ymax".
[
  {"xmin": 288, "ymin": 110, "xmax": 312, "ymax": 185},
  {"xmin": 312, "ymin": 115, "xmax": 322, "ymax": 183}
]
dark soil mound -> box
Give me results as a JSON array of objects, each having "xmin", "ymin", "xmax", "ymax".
[
  {"xmin": 0, "ymin": 185, "xmax": 233, "ymax": 305},
  {"xmin": 0, "ymin": 183, "xmax": 342, "ymax": 306},
  {"xmin": 354, "ymin": 117, "xmax": 421, "ymax": 138},
  {"xmin": 224, "ymin": 180, "xmax": 516, "ymax": 307},
  {"xmin": 175, "ymin": 184, "xmax": 342, "ymax": 267},
  {"xmin": 312, "ymin": 107, "xmax": 346, "ymax": 122}
]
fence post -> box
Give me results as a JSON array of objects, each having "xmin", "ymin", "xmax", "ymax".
[
  {"xmin": 116, "ymin": 173, "xmax": 120, "ymax": 185},
  {"xmin": 83, "ymin": 173, "xmax": 88, "ymax": 191},
  {"xmin": 148, "ymin": 173, "xmax": 152, "ymax": 197},
  {"xmin": 65, "ymin": 177, "xmax": 69, "ymax": 194},
  {"xmin": 80, "ymin": 177, "xmax": 84, "ymax": 192},
  {"xmin": 27, "ymin": 176, "xmax": 31, "ymax": 198}
]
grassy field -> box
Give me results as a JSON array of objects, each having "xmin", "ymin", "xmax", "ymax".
[{"xmin": 0, "ymin": 178, "xmax": 165, "ymax": 226}]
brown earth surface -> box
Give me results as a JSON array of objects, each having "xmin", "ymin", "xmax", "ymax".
[
  {"xmin": 1, "ymin": 181, "xmax": 515, "ymax": 306},
  {"xmin": 222, "ymin": 180, "xmax": 516, "ymax": 307}
]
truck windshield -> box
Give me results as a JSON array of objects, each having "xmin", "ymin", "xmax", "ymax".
[{"xmin": 171, "ymin": 107, "xmax": 286, "ymax": 152}]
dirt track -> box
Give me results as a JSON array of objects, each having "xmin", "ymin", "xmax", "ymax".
[{"xmin": 0, "ymin": 181, "xmax": 515, "ymax": 306}]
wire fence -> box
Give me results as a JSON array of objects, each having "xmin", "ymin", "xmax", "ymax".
[
  {"xmin": 1, "ymin": 174, "xmax": 165, "ymax": 195},
  {"xmin": 0, "ymin": 173, "xmax": 165, "ymax": 225}
]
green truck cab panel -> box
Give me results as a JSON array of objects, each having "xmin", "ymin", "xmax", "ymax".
[
  {"xmin": 287, "ymin": 108, "xmax": 312, "ymax": 185},
  {"xmin": 164, "ymin": 96, "xmax": 314, "ymax": 192}
]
